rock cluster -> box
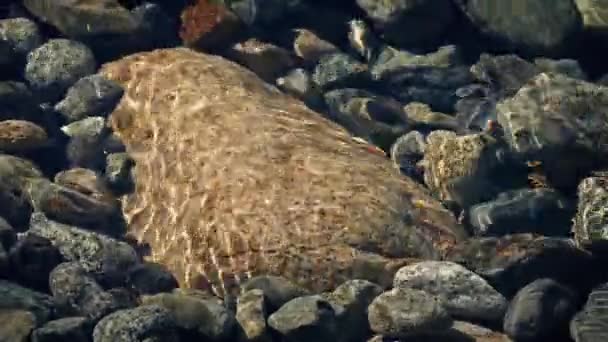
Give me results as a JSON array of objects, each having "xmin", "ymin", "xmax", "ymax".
[{"xmin": 0, "ymin": 0, "xmax": 607, "ymax": 341}]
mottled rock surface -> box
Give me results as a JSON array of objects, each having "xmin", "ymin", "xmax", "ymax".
[{"xmin": 98, "ymin": 47, "xmax": 466, "ymax": 298}]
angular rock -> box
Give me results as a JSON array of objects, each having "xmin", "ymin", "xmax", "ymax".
[
  {"xmin": 126, "ymin": 261, "xmax": 178, "ymax": 295},
  {"xmin": 504, "ymin": 278, "xmax": 579, "ymax": 341},
  {"xmin": 469, "ymin": 188, "xmax": 574, "ymax": 237},
  {"xmin": 0, "ymin": 309, "xmax": 37, "ymax": 342},
  {"xmin": 25, "ymin": 39, "xmax": 97, "ymax": 102},
  {"xmin": 141, "ymin": 289, "xmax": 236, "ymax": 340},
  {"xmin": 394, "ymin": 261, "xmax": 507, "ymax": 323},
  {"xmin": 31, "ymin": 317, "xmax": 92, "ymax": 342},
  {"xmin": 570, "ymin": 282, "xmax": 608, "ymax": 342},
  {"xmin": 98, "ymin": 47, "xmax": 466, "ymax": 298},
  {"xmin": 54, "ymin": 75, "xmax": 124, "ymax": 123},
  {"xmin": 367, "ymin": 287, "xmax": 452, "ymax": 338},
  {"xmin": 313, "ymin": 52, "xmax": 370, "ymax": 90},
  {"xmin": 325, "ymin": 279, "xmax": 383, "ymax": 342},
  {"xmin": 236, "ymin": 289, "xmax": 272, "ymax": 342},
  {"xmin": 50, "ymin": 262, "xmax": 127, "ymax": 321},
  {"xmin": 292, "ymin": 28, "xmax": 340, "ymax": 64},
  {"xmin": 92, "ymin": 305, "xmax": 179, "ymax": 342},
  {"xmin": 0, "ymin": 280, "xmax": 55, "ymax": 325},
  {"xmin": 421, "ymin": 130, "xmax": 526, "ymax": 210},
  {"xmin": 573, "ymin": 173, "xmax": 608, "ymax": 251},
  {"xmin": 61, "ymin": 117, "xmax": 107, "ymax": 138},
  {"xmin": 0, "ymin": 17, "xmax": 43, "ymax": 57},
  {"xmin": 496, "ymin": 72, "xmax": 608, "ymax": 189},
  {"xmin": 534, "ymin": 57, "xmax": 587, "ymax": 80},
  {"xmin": 444, "ymin": 234, "xmax": 597, "ymax": 297},
  {"xmin": 27, "ymin": 212, "xmax": 139, "ymax": 287},
  {"xmin": 268, "ymin": 295, "xmax": 341, "ymax": 342},
  {"xmin": 8, "ymin": 234, "xmax": 63, "ymax": 291}
]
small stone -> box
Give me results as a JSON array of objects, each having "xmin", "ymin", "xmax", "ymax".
[
  {"xmin": 66, "ymin": 133, "xmax": 108, "ymax": 171},
  {"xmin": 54, "ymin": 75, "xmax": 124, "ymax": 123},
  {"xmin": 241, "ymin": 275, "xmax": 309, "ymax": 311},
  {"xmin": 27, "ymin": 212, "xmax": 139, "ymax": 287},
  {"xmin": 367, "ymin": 287, "xmax": 452, "ymax": 338},
  {"xmin": 31, "ymin": 317, "xmax": 92, "ymax": 342},
  {"xmin": 268, "ymin": 295, "xmax": 342, "ymax": 342},
  {"xmin": 104, "ymin": 152, "xmax": 135, "ymax": 195},
  {"xmin": 224, "ymin": 38, "xmax": 297, "ymax": 83},
  {"xmin": 0, "ymin": 309, "xmax": 37, "ymax": 342},
  {"xmin": 0, "ymin": 279, "xmax": 55, "ymax": 325},
  {"xmin": 0, "ymin": 119, "xmax": 48, "ymax": 153},
  {"xmin": 504, "ymin": 278, "xmax": 579, "ymax": 341},
  {"xmin": 573, "ymin": 174, "xmax": 608, "ymax": 251},
  {"xmin": 570, "ymin": 282, "xmax": 608, "ymax": 342},
  {"xmin": 390, "ymin": 130, "xmax": 426, "ymax": 182},
  {"xmin": 0, "ymin": 154, "xmax": 43, "ymax": 230},
  {"xmin": 236, "ymin": 289, "xmax": 272, "ymax": 342},
  {"xmin": 92, "ymin": 305, "xmax": 179, "ymax": 342},
  {"xmin": 126, "ymin": 261, "xmax": 178, "ymax": 295},
  {"xmin": 25, "ymin": 39, "xmax": 97, "ymax": 102},
  {"xmin": 54, "ymin": 168, "xmax": 113, "ymax": 200},
  {"xmin": 61, "ymin": 117, "xmax": 108, "ymax": 138},
  {"xmin": 50, "ymin": 262, "xmax": 128, "ymax": 322},
  {"xmin": 313, "ymin": 52, "xmax": 370, "ymax": 90},
  {"xmin": 275, "ymin": 68, "xmax": 324, "ymax": 109},
  {"xmin": 292, "ymin": 28, "xmax": 339, "ymax": 64},
  {"xmin": 8, "ymin": 234, "xmax": 63, "ymax": 291},
  {"xmin": 179, "ymin": 0, "xmax": 243, "ymax": 51},
  {"xmin": 0, "ymin": 17, "xmax": 43, "ymax": 57},
  {"xmin": 393, "ymin": 261, "xmax": 507, "ymax": 323},
  {"xmin": 141, "ymin": 290, "xmax": 236, "ymax": 340}
]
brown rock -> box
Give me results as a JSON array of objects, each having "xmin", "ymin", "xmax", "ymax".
[
  {"xmin": 0, "ymin": 119, "xmax": 48, "ymax": 152},
  {"xmin": 98, "ymin": 47, "xmax": 466, "ymax": 298},
  {"xmin": 179, "ymin": 0, "xmax": 243, "ymax": 51},
  {"xmin": 0, "ymin": 309, "xmax": 36, "ymax": 342},
  {"xmin": 224, "ymin": 38, "xmax": 297, "ymax": 83},
  {"xmin": 292, "ymin": 28, "xmax": 340, "ymax": 64}
]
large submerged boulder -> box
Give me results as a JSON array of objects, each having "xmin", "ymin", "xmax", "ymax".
[{"xmin": 98, "ymin": 47, "xmax": 466, "ymax": 298}]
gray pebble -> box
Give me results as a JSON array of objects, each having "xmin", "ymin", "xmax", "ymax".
[{"xmin": 93, "ymin": 305, "xmax": 179, "ymax": 342}]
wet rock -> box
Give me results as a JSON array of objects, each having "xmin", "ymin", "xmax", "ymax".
[
  {"xmin": 236, "ymin": 289, "xmax": 272, "ymax": 342},
  {"xmin": 0, "ymin": 17, "xmax": 43, "ymax": 58},
  {"xmin": 421, "ymin": 130, "xmax": 524, "ymax": 210},
  {"xmin": 323, "ymin": 88, "xmax": 409, "ymax": 150},
  {"xmin": 0, "ymin": 309, "xmax": 37, "ymax": 342},
  {"xmin": 504, "ymin": 278, "xmax": 579, "ymax": 341},
  {"xmin": 570, "ymin": 282, "xmax": 608, "ymax": 342},
  {"xmin": 8, "ymin": 234, "xmax": 63, "ymax": 291},
  {"xmin": 50, "ymin": 262, "xmax": 126, "ymax": 322},
  {"xmin": 276, "ymin": 68, "xmax": 324, "ymax": 109},
  {"xmin": 0, "ymin": 81, "xmax": 39, "ymax": 120},
  {"xmin": 496, "ymin": 72, "xmax": 608, "ymax": 190},
  {"xmin": 355, "ymin": 0, "xmax": 455, "ymax": 48},
  {"xmin": 0, "ymin": 216, "xmax": 17, "ymax": 250},
  {"xmin": 268, "ymin": 295, "xmax": 341, "ymax": 342},
  {"xmin": 469, "ymin": 188, "xmax": 574, "ymax": 237},
  {"xmin": 31, "ymin": 317, "xmax": 92, "ymax": 342},
  {"xmin": 394, "ymin": 261, "xmax": 507, "ymax": 323},
  {"xmin": 390, "ymin": 130, "xmax": 426, "ymax": 182},
  {"xmin": 444, "ymin": 234, "xmax": 597, "ymax": 297},
  {"xmin": 241, "ymin": 275, "xmax": 309, "ymax": 312},
  {"xmin": 368, "ymin": 287, "xmax": 452, "ymax": 338},
  {"xmin": 179, "ymin": 0, "xmax": 243, "ymax": 51},
  {"xmin": 325, "ymin": 279, "xmax": 383, "ymax": 342},
  {"xmin": 312, "ymin": 52, "xmax": 370, "ymax": 90},
  {"xmin": 25, "ymin": 39, "xmax": 97, "ymax": 102},
  {"xmin": 54, "ymin": 75, "xmax": 124, "ymax": 123},
  {"xmin": 573, "ymin": 174, "xmax": 608, "ymax": 251},
  {"xmin": 0, "ymin": 119, "xmax": 48, "ymax": 153},
  {"xmin": 292, "ymin": 28, "xmax": 339, "ymax": 64},
  {"xmin": 0, "ymin": 154, "xmax": 43, "ymax": 230},
  {"xmin": 25, "ymin": 177, "xmax": 123, "ymax": 235},
  {"xmin": 104, "ymin": 152, "xmax": 135, "ymax": 195},
  {"xmin": 0, "ymin": 279, "xmax": 55, "ymax": 325},
  {"xmin": 141, "ymin": 289, "xmax": 236, "ymax": 340},
  {"xmin": 224, "ymin": 38, "xmax": 297, "ymax": 83},
  {"xmin": 126, "ymin": 261, "xmax": 178, "ymax": 295},
  {"xmin": 92, "ymin": 304, "xmax": 179, "ymax": 342},
  {"xmin": 27, "ymin": 212, "xmax": 139, "ymax": 287},
  {"xmin": 470, "ymin": 53, "xmax": 541, "ymax": 98},
  {"xmin": 454, "ymin": 0, "xmax": 582, "ymax": 55}
]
